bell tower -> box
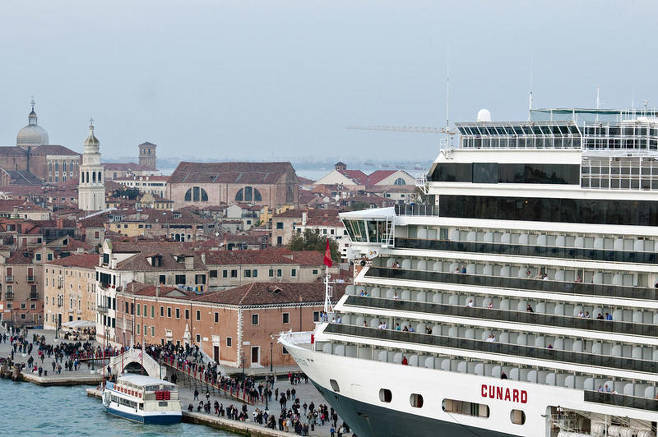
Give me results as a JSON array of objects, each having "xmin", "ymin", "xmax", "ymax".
[
  {"xmin": 78, "ymin": 119, "xmax": 106, "ymax": 211},
  {"xmin": 138, "ymin": 142, "xmax": 157, "ymax": 170}
]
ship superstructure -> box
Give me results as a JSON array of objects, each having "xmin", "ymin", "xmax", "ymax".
[{"xmin": 281, "ymin": 107, "xmax": 658, "ymax": 437}]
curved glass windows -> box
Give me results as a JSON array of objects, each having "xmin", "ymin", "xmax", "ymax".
[
  {"xmin": 185, "ymin": 186, "xmax": 208, "ymax": 202},
  {"xmin": 235, "ymin": 186, "xmax": 262, "ymax": 202}
]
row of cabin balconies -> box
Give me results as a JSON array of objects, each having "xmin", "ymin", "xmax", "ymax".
[
  {"xmin": 405, "ymin": 226, "xmax": 658, "ymax": 255},
  {"xmin": 345, "ymin": 286, "xmax": 658, "ymax": 332},
  {"xmin": 315, "ymin": 337, "xmax": 658, "ymax": 412},
  {"xmin": 395, "ymin": 237, "xmax": 658, "ymax": 265},
  {"xmin": 366, "ymin": 264, "xmax": 656, "ymax": 301},
  {"xmin": 326, "ymin": 317, "xmax": 658, "ymax": 373}
]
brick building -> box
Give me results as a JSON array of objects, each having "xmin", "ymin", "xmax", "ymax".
[
  {"xmin": 167, "ymin": 162, "xmax": 299, "ymax": 210},
  {"xmin": 115, "ymin": 282, "xmax": 344, "ymax": 370},
  {"xmin": 0, "ymin": 250, "xmax": 44, "ymax": 327},
  {"xmin": 43, "ymin": 254, "xmax": 99, "ymax": 330}
]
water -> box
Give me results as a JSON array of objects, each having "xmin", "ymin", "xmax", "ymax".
[{"xmin": 0, "ymin": 379, "xmax": 237, "ymax": 436}]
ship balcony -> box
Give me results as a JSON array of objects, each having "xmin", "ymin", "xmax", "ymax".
[
  {"xmin": 584, "ymin": 390, "xmax": 658, "ymax": 412},
  {"xmin": 365, "ymin": 267, "xmax": 658, "ymax": 301},
  {"xmin": 342, "ymin": 294, "xmax": 658, "ymax": 338},
  {"xmin": 394, "ymin": 237, "xmax": 658, "ymax": 265},
  {"xmin": 323, "ymin": 323, "xmax": 658, "ymax": 374}
]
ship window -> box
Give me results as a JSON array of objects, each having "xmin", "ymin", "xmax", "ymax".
[
  {"xmin": 379, "ymin": 388, "xmax": 392, "ymax": 403},
  {"xmin": 511, "ymin": 409, "xmax": 526, "ymax": 425},
  {"xmin": 442, "ymin": 399, "xmax": 489, "ymax": 418},
  {"xmin": 329, "ymin": 379, "xmax": 340, "ymax": 392},
  {"xmin": 409, "ymin": 393, "xmax": 424, "ymax": 408}
]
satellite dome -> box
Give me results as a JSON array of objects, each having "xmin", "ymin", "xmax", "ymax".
[
  {"xmin": 477, "ymin": 108, "xmax": 492, "ymax": 122},
  {"xmin": 16, "ymin": 100, "xmax": 49, "ymax": 148}
]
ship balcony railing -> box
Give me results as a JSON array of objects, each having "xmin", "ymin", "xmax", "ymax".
[
  {"xmin": 394, "ymin": 204, "xmax": 436, "ymax": 216},
  {"xmin": 584, "ymin": 390, "xmax": 658, "ymax": 412},
  {"xmin": 343, "ymin": 295, "xmax": 658, "ymax": 338},
  {"xmin": 323, "ymin": 323, "xmax": 658, "ymax": 374},
  {"xmin": 394, "ymin": 237, "xmax": 658, "ymax": 265},
  {"xmin": 365, "ymin": 267, "xmax": 658, "ymax": 301}
]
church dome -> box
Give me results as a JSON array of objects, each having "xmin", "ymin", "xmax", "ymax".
[{"xmin": 16, "ymin": 101, "xmax": 49, "ymax": 148}]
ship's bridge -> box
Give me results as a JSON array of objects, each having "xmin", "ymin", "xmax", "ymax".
[{"xmin": 340, "ymin": 207, "xmax": 396, "ymax": 249}]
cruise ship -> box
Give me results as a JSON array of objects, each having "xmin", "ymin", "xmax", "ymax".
[{"xmin": 280, "ymin": 107, "xmax": 658, "ymax": 437}]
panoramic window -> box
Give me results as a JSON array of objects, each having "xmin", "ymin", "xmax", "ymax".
[
  {"xmin": 185, "ymin": 186, "xmax": 208, "ymax": 202},
  {"xmin": 235, "ymin": 186, "xmax": 262, "ymax": 202}
]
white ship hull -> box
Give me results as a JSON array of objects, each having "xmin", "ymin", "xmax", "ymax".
[{"xmin": 281, "ymin": 333, "xmax": 656, "ymax": 437}]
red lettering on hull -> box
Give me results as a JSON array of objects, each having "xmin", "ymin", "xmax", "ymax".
[{"xmin": 481, "ymin": 384, "xmax": 528, "ymax": 404}]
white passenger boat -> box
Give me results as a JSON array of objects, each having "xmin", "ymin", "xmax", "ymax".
[{"xmin": 102, "ymin": 374, "xmax": 182, "ymax": 424}]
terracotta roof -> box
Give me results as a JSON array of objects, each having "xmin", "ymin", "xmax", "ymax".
[
  {"xmin": 0, "ymin": 146, "xmax": 26, "ymax": 156},
  {"xmin": 204, "ymin": 249, "xmax": 295, "ymax": 266},
  {"xmin": 6, "ymin": 250, "xmax": 34, "ymax": 264},
  {"xmin": 365, "ymin": 170, "xmax": 396, "ymax": 186},
  {"xmin": 168, "ymin": 161, "xmax": 297, "ymax": 185},
  {"xmin": 287, "ymin": 250, "xmax": 325, "ymax": 266},
  {"xmin": 190, "ymin": 282, "xmax": 344, "ymax": 306},
  {"xmin": 104, "ymin": 162, "xmax": 152, "ymax": 171},
  {"xmin": 116, "ymin": 252, "xmax": 206, "ymax": 272},
  {"xmin": 46, "ymin": 253, "xmax": 99, "ymax": 269},
  {"xmin": 30, "ymin": 145, "xmax": 80, "ymax": 156},
  {"xmin": 123, "ymin": 281, "xmax": 180, "ymax": 297},
  {"xmin": 338, "ymin": 169, "xmax": 368, "ymax": 185}
]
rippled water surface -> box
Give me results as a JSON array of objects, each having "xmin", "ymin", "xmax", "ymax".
[{"xmin": 1, "ymin": 378, "xmax": 236, "ymax": 436}]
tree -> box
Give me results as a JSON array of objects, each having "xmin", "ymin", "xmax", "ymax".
[{"xmin": 288, "ymin": 229, "xmax": 340, "ymax": 262}]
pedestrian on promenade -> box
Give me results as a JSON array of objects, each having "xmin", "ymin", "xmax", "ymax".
[{"xmin": 194, "ymin": 389, "xmax": 199, "ymax": 400}]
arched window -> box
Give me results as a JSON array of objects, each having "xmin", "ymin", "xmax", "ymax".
[
  {"xmin": 98, "ymin": 171, "xmax": 102, "ymax": 182},
  {"xmin": 235, "ymin": 186, "xmax": 262, "ymax": 202},
  {"xmin": 54, "ymin": 162, "xmax": 59, "ymax": 171},
  {"xmin": 63, "ymin": 162, "xmax": 67, "ymax": 172},
  {"xmin": 92, "ymin": 172, "xmax": 96, "ymax": 183},
  {"xmin": 394, "ymin": 177, "xmax": 406, "ymax": 185},
  {"xmin": 185, "ymin": 186, "xmax": 208, "ymax": 202}
]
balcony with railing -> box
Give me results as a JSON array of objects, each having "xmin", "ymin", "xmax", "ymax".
[
  {"xmin": 365, "ymin": 267, "xmax": 658, "ymax": 301},
  {"xmin": 29, "ymin": 292, "xmax": 38, "ymax": 300},
  {"xmin": 395, "ymin": 237, "xmax": 658, "ymax": 265},
  {"xmin": 324, "ymin": 323, "xmax": 657, "ymax": 374},
  {"xmin": 343, "ymin": 295, "xmax": 658, "ymax": 338},
  {"xmin": 5, "ymin": 275, "xmax": 13, "ymax": 283},
  {"xmin": 5, "ymin": 292, "xmax": 13, "ymax": 301}
]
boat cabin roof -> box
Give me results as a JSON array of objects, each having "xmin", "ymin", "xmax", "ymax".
[{"xmin": 117, "ymin": 373, "xmax": 176, "ymax": 389}]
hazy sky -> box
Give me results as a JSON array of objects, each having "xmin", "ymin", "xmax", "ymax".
[{"xmin": 0, "ymin": 0, "xmax": 656, "ymax": 163}]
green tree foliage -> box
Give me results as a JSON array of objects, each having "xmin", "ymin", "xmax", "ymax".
[
  {"xmin": 288, "ymin": 229, "xmax": 340, "ymax": 262},
  {"xmin": 112, "ymin": 187, "xmax": 141, "ymax": 200}
]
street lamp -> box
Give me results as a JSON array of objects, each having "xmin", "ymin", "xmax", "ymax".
[{"xmin": 269, "ymin": 341, "xmax": 273, "ymax": 372}]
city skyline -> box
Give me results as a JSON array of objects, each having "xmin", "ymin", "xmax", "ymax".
[{"xmin": 1, "ymin": 1, "xmax": 657, "ymax": 161}]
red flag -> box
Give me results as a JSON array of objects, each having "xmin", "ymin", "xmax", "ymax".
[{"xmin": 323, "ymin": 239, "xmax": 332, "ymax": 267}]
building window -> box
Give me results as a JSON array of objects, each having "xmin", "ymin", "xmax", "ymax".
[
  {"xmin": 276, "ymin": 236, "xmax": 282, "ymax": 245},
  {"xmin": 282, "ymin": 313, "xmax": 289, "ymax": 324},
  {"xmin": 410, "ymin": 394, "xmax": 424, "ymax": 408},
  {"xmin": 196, "ymin": 310, "xmax": 201, "ymax": 321},
  {"xmin": 230, "ymin": 270, "xmax": 238, "ymax": 278},
  {"xmin": 312, "ymin": 269, "xmax": 318, "ymax": 275},
  {"xmin": 185, "ymin": 309, "xmax": 190, "ymax": 320},
  {"xmin": 175, "ymin": 275, "xmax": 185, "ymax": 285},
  {"xmin": 151, "ymin": 326, "xmax": 155, "ymax": 336},
  {"xmin": 151, "ymin": 305, "xmax": 155, "ymax": 318},
  {"xmin": 35, "ymin": 254, "xmax": 41, "ymax": 261},
  {"xmin": 510, "ymin": 410, "xmax": 526, "ymax": 425},
  {"xmin": 235, "ymin": 186, "xmax": 262, "ymax": 202},
  {"xmin": 244, "ymin": 270, "xmax": 251, "ymax": 278},
  {"xmin": 252, "ymin": 269, "xmax": 257, "ymax": 278},
  {"xmin": 282, "ymin": 346, "xmax": 289, "ymax": 355},
  {"xmin": 226, "ymin": 337, "xmax": 232, "ymax": 347},
  {"xmin": 160, "ymin": 306, "xmax": 164, "ymax": 317},
  {"xmin": 210, "ymin": 270, "xmax": 218, "ymax": 278},
  {"xmin": 214, "ymin": 312, "xmax": 219, "ymax": 323},
  {"xmin": 379, "ymin": 389, "xmax": 392, "ymax": 403},
  {"xmin": 167, "ymin": 307, "xmax": 172, "ymax": 318},
  {"xmin": 159, "ymin": 275, "xmax": 166, "ymax": 284},
  {"xmin": 291, "ymin": 268, "xmax": 296, "ymax": 277},
  {"xmin": 394, "ymin": 177, "xmax": 406, "ymax": 185},
  {"xmin": 136, "ymin": 305, "xmax": 141, "ymax": 316},
  {"xmin": 251, "ymin": 314, "xmax": 259, "ymax": 325},
  {"xmin": 185, "ymin": 186, "xmax": 208, "ymax": 202},
  {"xmin": 276, "ymin": 222, "xmax": 284, "ymax": 229},
  {"xmin": 222, "ymin": 270, "xmax": 228, "ymax": 278},
  {"xmin": 196, "ymin": 334, "xmax": 200, "ymax": 343},
  {"xmin": 313, "ymin": 311, "xmax": 320, "ymax": 322},
  {"xmin": 269, "ymin": 269, "xmax": 274, "ymax": 277},
  {"xmin": 276, "ymin": 269, "xmax": 282, "ymax": 277}
]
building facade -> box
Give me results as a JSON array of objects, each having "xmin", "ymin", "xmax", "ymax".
[{"xmin": 43, "ymin": 254, "xmax": 98, "ymax": 330}]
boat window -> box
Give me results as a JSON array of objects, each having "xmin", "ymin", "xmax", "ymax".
[
  {"xmin": 511, "ymin": 409, "xmax": 526, "ymax": 425},
  {"xmin": 158, "ymin": 401, "xmax": 168, "ymax": 407},
  {"xmin": 329, "ymin": 379, "xmax": 340, "ymax": 392},
  {"xmin": 442, "ymin": 399, "xmax": 489, "ymax": 418},
  {"xmin": 379, "ymin": 388, "xmax": 392, "ymax": 403},
  {"xmin": 409, "ymin": 393, "xmax": 424, "ymax": 408}
]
